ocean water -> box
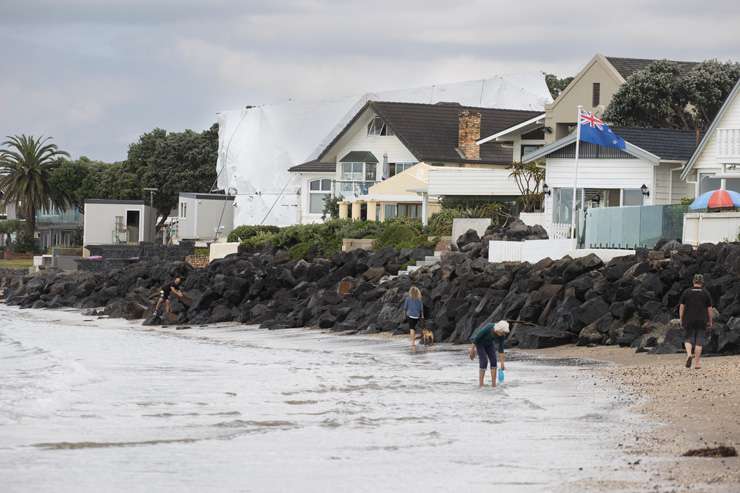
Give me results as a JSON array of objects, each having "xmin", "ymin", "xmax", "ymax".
[{"xmin": 0, "ymin": 305, "xmax": 643, "ymax": 492}]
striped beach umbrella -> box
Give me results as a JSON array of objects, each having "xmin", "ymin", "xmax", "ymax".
[{"xmin": 689, "ymin": 189, "xmax": 740, "ymax": 210}]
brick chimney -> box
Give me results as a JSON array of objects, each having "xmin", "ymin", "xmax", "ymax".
[{"xmin": 458, "ymin": 110, "xmax": 481, "ymax": 160}]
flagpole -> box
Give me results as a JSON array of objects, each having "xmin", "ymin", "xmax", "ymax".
[{"xmin": 570, "ymin": 105, "xmax": 582, "ymax": 240}]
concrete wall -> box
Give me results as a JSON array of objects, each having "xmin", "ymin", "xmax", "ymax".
[
  {"xmin": 452, "ymin": 218, "xmax": 491, "ymax": 244},
  {"xmin": 683, "ymin": 212, "xmax": 740, "ymax": 246},
  {"xmin": 342, "ymin": 238, "xmax": 375, "ymax": 252},
  {"xmin": 83, "ymin": 202, "xmax": 156, "ymax": 246},
  {"xmin": 209, "ymin": 242, "xmax": 239, "ymax": 262},
  {"xmin": 545, "ymin": 56, "xmax": 624, "ymax": 143}
]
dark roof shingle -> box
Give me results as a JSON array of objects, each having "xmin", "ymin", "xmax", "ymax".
[
  {"xmin": 606, "ymin": 56, "xmax": 699, "ymax": 79},
  {"xmin": 288, "ymin": 159, "xmax": 336, "ymax": 173},
  {"xmin": 613, "ymin": 127, "xmax": 699, "ymax": 161},
  {"xmin": 368, "ymin": 101, "xmax": 541, "ymax": 164}
]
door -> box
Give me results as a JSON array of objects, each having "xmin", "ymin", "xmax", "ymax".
[{"xmin": 126, "ymin": 210, "xmax": 140, "ymax": 244}]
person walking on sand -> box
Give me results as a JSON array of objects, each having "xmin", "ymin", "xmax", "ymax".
[
  {"xmin": 679, "ymin": 274, "xmax": 713, "ymax": 369},
  {"xmin": 469, "ymin": 321, "xmax": 501, "ymax": 388},
  {"xmin": 403, "ymin": 286, "xmax": 424, "ymax": 348}
]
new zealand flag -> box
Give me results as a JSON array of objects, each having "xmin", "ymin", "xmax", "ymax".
[{"xmin": 579, "ymin": 111, "xmax": 625, "ymax": 149}]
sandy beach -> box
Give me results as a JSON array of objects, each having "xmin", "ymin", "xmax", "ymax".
[{"xmin": 529, "ymin": 345, "xmax": 740, "ymax": 492}]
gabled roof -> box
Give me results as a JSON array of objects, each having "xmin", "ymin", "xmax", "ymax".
[
  {"xmin": 523, "ymin": 127, "xmax": 698, "ymax": 164},
  {"xmin": 292, "ymin": 101, "xmax": 542, "ymax": 169},
  {"xmin": 605, "ymin": 56, "xmax": 699, "ymax": 79},
  {"xmin": 371, "ymin": 101, "xmax": 541, "ymax": 163},
  {"xmin": 681, "ymin": 78, "xmax": 740, "ymax": 180}
]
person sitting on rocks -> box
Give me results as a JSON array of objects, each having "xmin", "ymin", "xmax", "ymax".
[
  {"xmin": 679, "ymin": 273, "xmax": 713, "ymax": 370},
  {"xmin": 155, "ymin": 276, "xmax": 184, "ymax": 323},
  {"xmin": 469, "ymin": 321, "xmax": 501, "ymax": 388},
  {"xmin": 403, "ymin": 286, "xmax": 424, "ymax": 349}
]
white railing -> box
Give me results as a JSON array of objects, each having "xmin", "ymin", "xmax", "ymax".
[
  {"xmin": 718, "ymin": 128, "xmax": 740, "ymax": 163},
  {"xmin": 547, "ymin": 222, "xmax": 572, "ymax": 239}
]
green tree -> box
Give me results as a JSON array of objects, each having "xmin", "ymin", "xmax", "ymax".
[
  {"xmin": 509, "ymin": 161, "xmax": 545, "ymax": 213},
  {"xmin": 124, "ymin": 124, "xmax": 218, "ymax": 228},
  {"xmin": 545, "ymin": 73, "xmax": 574, "ymax": 99},
  {"xmin": 604, "ymin": 60, "xmax": 689, "ymax": 129},
  {"xmin": 49, "ymin": 157, "xmax": 140, "ymax": 213},
  {"xmin": 682, "ymin": 59, "xmax": 740, "ymax": 128},
  {"xmin": 604, "ymin": 59, "xmax": 740, "ymax": 131},
  {"xmin": 0, "ymin": 135, "xmax": 71, "ymax": 239}
]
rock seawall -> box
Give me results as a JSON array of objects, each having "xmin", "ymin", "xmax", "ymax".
[{"xmin": 2, "ymin": 237, "xmax": 740, "ymax": 355}]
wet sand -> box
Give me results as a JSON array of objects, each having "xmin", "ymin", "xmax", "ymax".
[{"xmin": 529, "ymin": 345, "xmax": 740, "ymax": 492}]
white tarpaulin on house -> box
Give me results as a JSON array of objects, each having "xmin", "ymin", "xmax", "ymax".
[{"xmin": 216, "ymin": 74, "xmax": 552, "ymax": 227}]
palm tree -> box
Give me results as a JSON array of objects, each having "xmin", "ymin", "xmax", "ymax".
[{"xmin": 0, "ymin": 135, "xmax": 71, "ymax": 241}]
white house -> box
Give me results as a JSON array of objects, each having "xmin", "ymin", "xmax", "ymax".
[
  {"xmin": 680, "ymin": 78, "xmax": 740, "ymax": 195},
  {"xmin": 83, "ymin": 199, "xmax": 157, "ymax": 246},
  {"xmin": 176, "ymin": 192, "xmax": 235, "ymax": 244},
  {"xmin": 289, "ymin": 101, "xmax": 544, "ymax": 224},
  {"xmin": 216, "ymin": 75, "xmax": 551, "ymax": 227},
  {"xmin": 522, "ymin": 127, "xmax": 698, "ymax": 228}
]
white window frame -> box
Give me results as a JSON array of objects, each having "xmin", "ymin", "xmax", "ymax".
[
  {"xmin": 367, "ymin": 116, "xmax": 394, "ymax": 136},
  {"xmin": 308, "ymin": 179, "xmax": 332, "ymax": 214}
]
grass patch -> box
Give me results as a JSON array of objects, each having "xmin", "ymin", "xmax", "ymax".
[{"xmin": 0, "ymin": 258, "xmax": 33, "ymax": 269}]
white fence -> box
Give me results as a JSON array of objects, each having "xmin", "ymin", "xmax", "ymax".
[
  {"xmin": 488, "ymin": 239, "xmax": 633, "ymax": 263},
  {"xmin": 518, "ymin": 213, "xmax": 571, "ymax": 240},
  {"xmin": 489, "ymin": 239, "xmax": 575, "ymax": 263},
  {"xmin": 683, "ymin": 212, "xmax": 740, "ymax": 246}
]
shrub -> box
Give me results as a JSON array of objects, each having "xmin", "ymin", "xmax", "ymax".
[
  {"xmin": 427, "ymin": 209, "xmax": 459, "ymax": 236},
  {"xmin": 227, "ymin": 225, "xmax": 281, "ymax": 243},
  {"xmin": 193, "ymin": 246, "xmax": 209, "ymax": 256},
  {"xmin": 373, "ymin": 223, "xmax": 433, "ymax": 250},
  {"xmin": 9, "ymin": 233, "xmax": 39, "ymax": 254},
  {"xmin": 241, "ymin": 231, "xmax": 279, "ymax": 250}
]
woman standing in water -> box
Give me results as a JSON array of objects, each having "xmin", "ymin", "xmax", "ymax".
[
  {"xmin": 403, "ymin": 286, "xmax": 424, "ymax": 348},
  {"xmin": 469, "ymin": 322, "xmax": 499, "ymax": 388}
]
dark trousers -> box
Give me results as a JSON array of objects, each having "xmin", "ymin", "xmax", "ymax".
[{"xmin": 476, "ymin": 342, "xmax": 497, "ymax": 370}]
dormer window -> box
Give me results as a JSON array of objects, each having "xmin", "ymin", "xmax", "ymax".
[{"xmin": 367, "ymin": 116, "xmax": 394, "ymax": 136}]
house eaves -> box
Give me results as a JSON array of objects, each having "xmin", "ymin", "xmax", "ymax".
[
  {"xmin": 681, "ymin": 78, "xmax": 740, "ymax": 180},
  {"xmin": 522, "ymin": 132, "xmax": 661, "ymax": 164},
  {"xmin": 476, "ymin": 113, "xmax": 546, "ymax": 145}
]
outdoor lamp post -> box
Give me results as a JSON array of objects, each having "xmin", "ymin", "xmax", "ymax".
[{"xmin": 640, "ymin": 184, "xmax": 650, "ymax": 197}]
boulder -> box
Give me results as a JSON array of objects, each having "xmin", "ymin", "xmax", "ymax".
[
  {"xmin": 573, "ymin": 297, "xmax": 610, "ymax": 329},
  {"xmin": 456, "ymin": 229, "xmax": 481, "ymax": 249},
  {"xmin": 511, "ymin": 324, "xmax": 574, "ymax": 349}
]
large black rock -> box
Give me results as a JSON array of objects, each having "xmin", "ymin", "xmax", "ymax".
[{"xmin": 510, "ymin": 324, "xmax": 575, "ymax": 349}]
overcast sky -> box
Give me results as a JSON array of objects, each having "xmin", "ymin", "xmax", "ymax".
[{"xmin": 2, "ymin": 0, "xmax": 739, "ymax": 161}]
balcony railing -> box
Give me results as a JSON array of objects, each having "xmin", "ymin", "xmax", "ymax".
[
  {"xmin": 718, "ymin": 128, "xmax": 740, "ymax": 163},
  {"xmin": 333, "ymin": 180, "xmax": 378, "ymax": 198}
]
